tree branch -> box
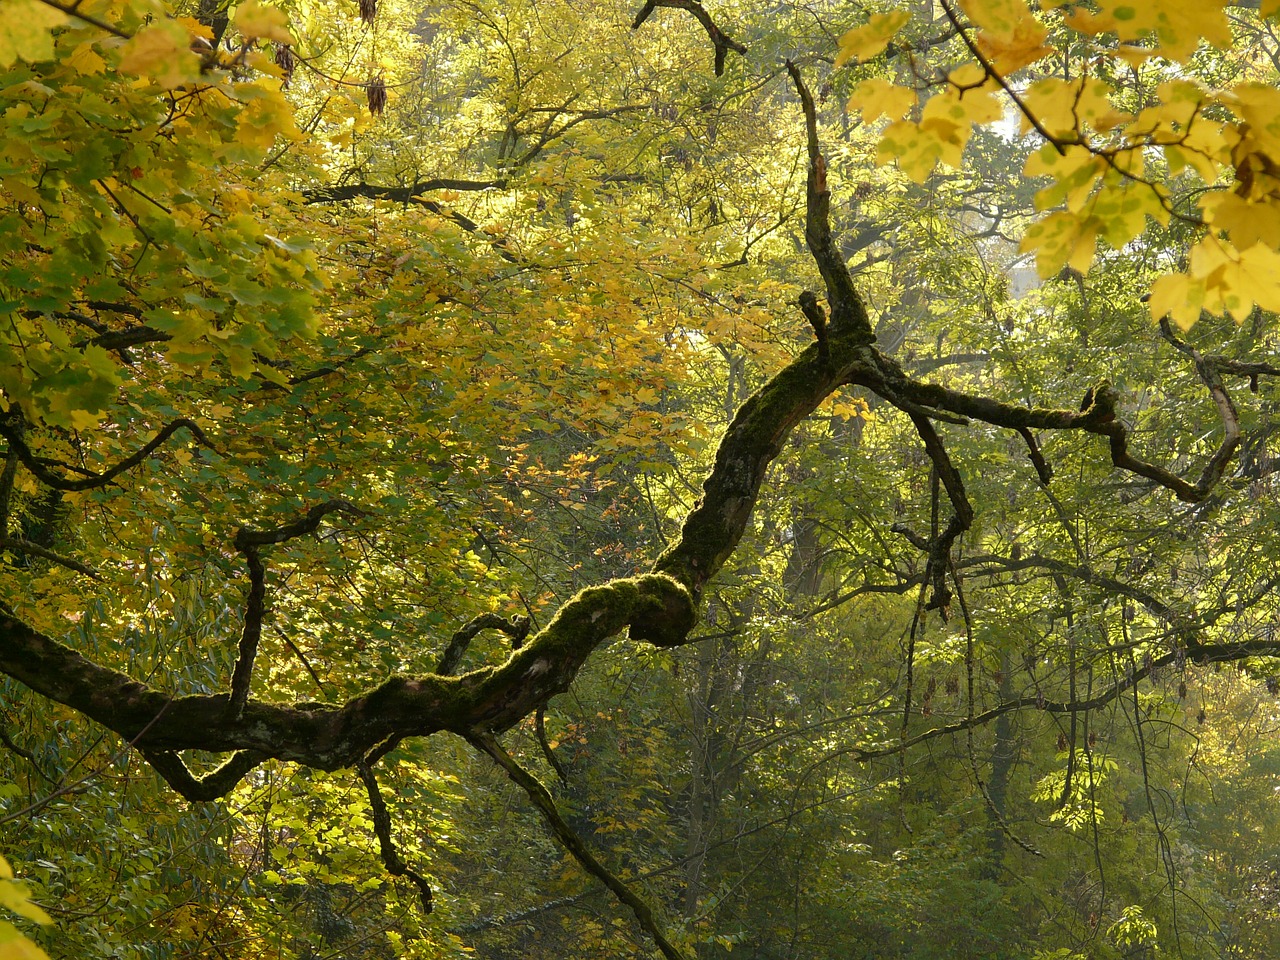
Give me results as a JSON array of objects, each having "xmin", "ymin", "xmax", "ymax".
[
  {"xmin": 357, "ymin": 761, "xmax": 434, "ymax": 915},
  {"xmin": 0, "ymin": 416, "xmax": 212, "ymax": 492},
  {"xmin": 468, "ymin": 731, "xmax": 689, "ymax": 960},
  {"xmin": 632, "ymin": 0, "xmax": 746, "ymax": 76}
]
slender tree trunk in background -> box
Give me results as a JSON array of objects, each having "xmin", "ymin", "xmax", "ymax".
[{"xmin": 985, "ymin": 653, "xmax": 1016, "ymax": 868}]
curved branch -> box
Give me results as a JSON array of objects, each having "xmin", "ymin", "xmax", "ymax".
[
  {"xmin": 357, "ymin": 761, "xmax": 434, "ymax": 915},
  {"xmin": 632, "ymin": 0, "xmax": 746, "ymax": 76},
  {"xmin": 228, "ymin": 500, "xmax": 367, "ymax": 719},
  {"xmin": 0, "ymin": 417, "xmax": 212, "ymax": 492}
]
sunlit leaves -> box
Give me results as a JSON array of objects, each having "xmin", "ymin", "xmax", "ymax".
[
  {"xmin": 839, "ymin": 0, "xmax": 1280, "ymax": 327},
  {"xmin": 0, "ymin": 0, "xmax": 67, "ymax": 67},
  {"xmin": 117, "ymin": 20, "xmax": 201, "ymax": 88},
  {"xmin": 846, "ymin": 78, "xmax": 916, "ymax": 123},
  {"xmin": 233, "ymin": 0, "xmax": 294, "ymax": 43},
  {"xmin": 834, "ymin": 10, "xmax": 911, "ymax": 67},
  {"xmin": 0, "ymin": 853, "xmax": 50, "ymax": 960},
  {"xmin": 958, "ymin": 0, "xmax": 1053, "ymax": 71}
]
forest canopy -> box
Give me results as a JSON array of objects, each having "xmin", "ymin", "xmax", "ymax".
[{"xmin": 2, "ymin": 0, "xmax": 1280, "ymax": 957}]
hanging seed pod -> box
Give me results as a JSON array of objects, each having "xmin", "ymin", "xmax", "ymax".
[
  {"xmin": 1196, "ymin": 707, "xmax": 1206, "ymax": 725},
  {"xmin": 1178, "ymin": 680, "xmax": 1187, "ymax": 699},
  {"xmin": 359, "ymin": 0, "xmax": 377, "ymax": 24},
  {"xmin": 1057, "ymin": 732, "xmax": 1068, "ymax": 752},
  {"xmin": 944, "ymin": 675, "xmax": 959, "ymax": 695},
  {"xmin": 366, "ymin": 76, "xmax": 387, "ymax": 116},
  {"xmin": 274, "ymin": 43, "xmax": 295, "ymax": 87},
  {"xmin": 1267, "ymin": 677, "xmax": 1279, "ymax": 696},
  {"xmin": 1088, "ymin": 731, "xmax": 1097, "ymax": 748}
]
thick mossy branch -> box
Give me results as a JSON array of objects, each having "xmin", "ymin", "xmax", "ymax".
[
  {"xmin": 0, "ymin": 574, "xmax": 695, "ymax": 790},
  {"xmin": 654, "ymin": 335, "xmax": 878, "ymax": 596}
]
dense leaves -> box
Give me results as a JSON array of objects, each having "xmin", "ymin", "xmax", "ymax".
[{"xmin": 2, "ymin": 1, "xmax": 1280, "ymax": 958}]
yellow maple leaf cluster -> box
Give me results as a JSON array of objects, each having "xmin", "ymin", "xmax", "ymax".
[{"xmin": 839, "ymin": 0, "xmax": 1280, "ymax": 328}]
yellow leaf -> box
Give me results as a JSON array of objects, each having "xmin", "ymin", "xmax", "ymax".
[
  {"xmin": 0, "ymin": 0, "xmax": 67, "ymax": 67},
  {"xmin": 1024, "ymin": 143, "xmax": 1105, "ymax": 213},
  {"xmin": 1065, "ymin": 0, "xmax": 1231, "ymax": 63},
  {"xmin": 1020, "ymin": 210, "xmax": 1101, "ymax": 276},
  {"xmin": 1201, "ymin": 193, "xmax": 1280, "ymax": 250},
  {"xmin": 233, "ymin": 0, "xmax": 293, "ymax": 43},
  {"xmin": 0, "ymin": 921, "xmax": 51, "ymax": 960},
  {"xmin": 847, "ymin": 78, "xmax": 917, "ymax": 123},
  {"xmin": 877, "ymin": 119, "xmax": 943, "ymax": 182},
  {"xmin": 1022, "ymin": 76, "xmax": 1114, "ymax": 139},
  {"xmin": 1111, "ymin": 44, "xmax": 1154, "ymax": 66},
  {"xmin": 118, "ymin": 21, "xmax": 202, "ymax": 89},
  {"xmin": 66, "ymin": 40, "xmax": 107, "ymax": 75},
  {"xmin": 1148, "ymin": 273, "xmax": 1205, "ymax": 329},
  {"xmin": 1206, "ymin": 243, "xmax": 1280, "ymax": 321},
  {"xmin": 1264, "ymin": 0, "xmax": 1280, "ymax": 16},
  {"xmin": 960, "ymin": 0, "xmax": 1053, "ymax": 71},
  {"xmin": 835, "ymin": 10, "xmax": 911, "ymax": 67},
  {"xmin": 1223, "ymin": 83, "xmax": 1280, "ymax": 159}
]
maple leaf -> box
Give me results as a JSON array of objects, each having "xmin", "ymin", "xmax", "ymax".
[{"xmin": 835, "ymin": 10, "xmax": 911, "ymax": 67}]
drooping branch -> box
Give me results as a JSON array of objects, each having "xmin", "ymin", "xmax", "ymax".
[
  {"xmin": 468, "ymin": 731, "xmax": 690, "ymax": 960},
  {"xmin": 905, "ymin": 412, "xmax": 973, "ymax": 611},
  {"xmin": 848, "ymin": 634, "xmax": 1280, "ymax": 763},
  {"xmin": 143, "ymin": 748, "xmax": 269, "ymax": 802},
  {"xmin": 632, "ymin": 0, "xmax": 747, "ymax": 76},
  {"xmin": 1157, "ymin": 318, "xmax": 1241, "ymax": 496},
  {"xmin": 357, "ymin": 761, "xmax": 434, "ymax": 914},
  {"xmin": 0, "ymin": 416, "xmax": 212, "ymax": 492}
]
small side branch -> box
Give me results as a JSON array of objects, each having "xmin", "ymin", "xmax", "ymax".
[
  {"xmin": 357, "ymin": 762, "xmax": 434, "ymax": 915},
  {"xmin": 436, "ymin": 612, "xmax": 531, "ymax": 676},
  {"xmin": 632, "ymin": 0, "xmax": 747, "ymax": 76},
  {"xmin": 1158, "ymin": 318, "xmax": 1241, "ymax": 496},
  {"xmin": 0, "ymin": 417, "xmax": 212, "ymax": 492},
  {"xmin": 1017, "ymin": 426, "xmax": 1053, "ymax": 486},
  {"xmin": 785, "ymin": 61, "xmax": 873, "ymax": 341},
  {"xmin": 228, "ymin": 500, "xmax": 367, "ymax": 719},
  {"xmin": 143, "ymin": 748, "xmax": 268, "ymax": 801},
  {"xmin": 797, "ymin": 291, "xmax": 830, "ymax": 368},
  {"xmin": 907, "ymin": 413, "xmax": 973, "ymax": 611},
  {"xmin": 468, "ymin": 731, "xmax": 690, "ymax": 960},
  {"xmin": 0, "ymin": 536, "xmax": 102, "ymax": 580}
]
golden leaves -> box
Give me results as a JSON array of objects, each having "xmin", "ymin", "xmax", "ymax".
[
  {"xmin": 118, "ymin": 20, "xmax": 201, "ymax": 88},
  {"xmin": 0, "ymin": 0, "xmax": 68, "ymax": 67},
  {"xmin": 836, "ymin": 0, "xmax": 1280, "ymax": 328},
  {"xmin": 232, "ymin": 0, "xmax": 293, "ymax": 43},
  {"xmin": 834, "ymin": 10, "xmax": 911, "ymax": 67},
  {"xmin": 958, "ymin": 0, "xmax": 1053, "ymax": 72},
  {"xmin": 846, "ymin": 78, "xmax": 916, "ymax": 123}
]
